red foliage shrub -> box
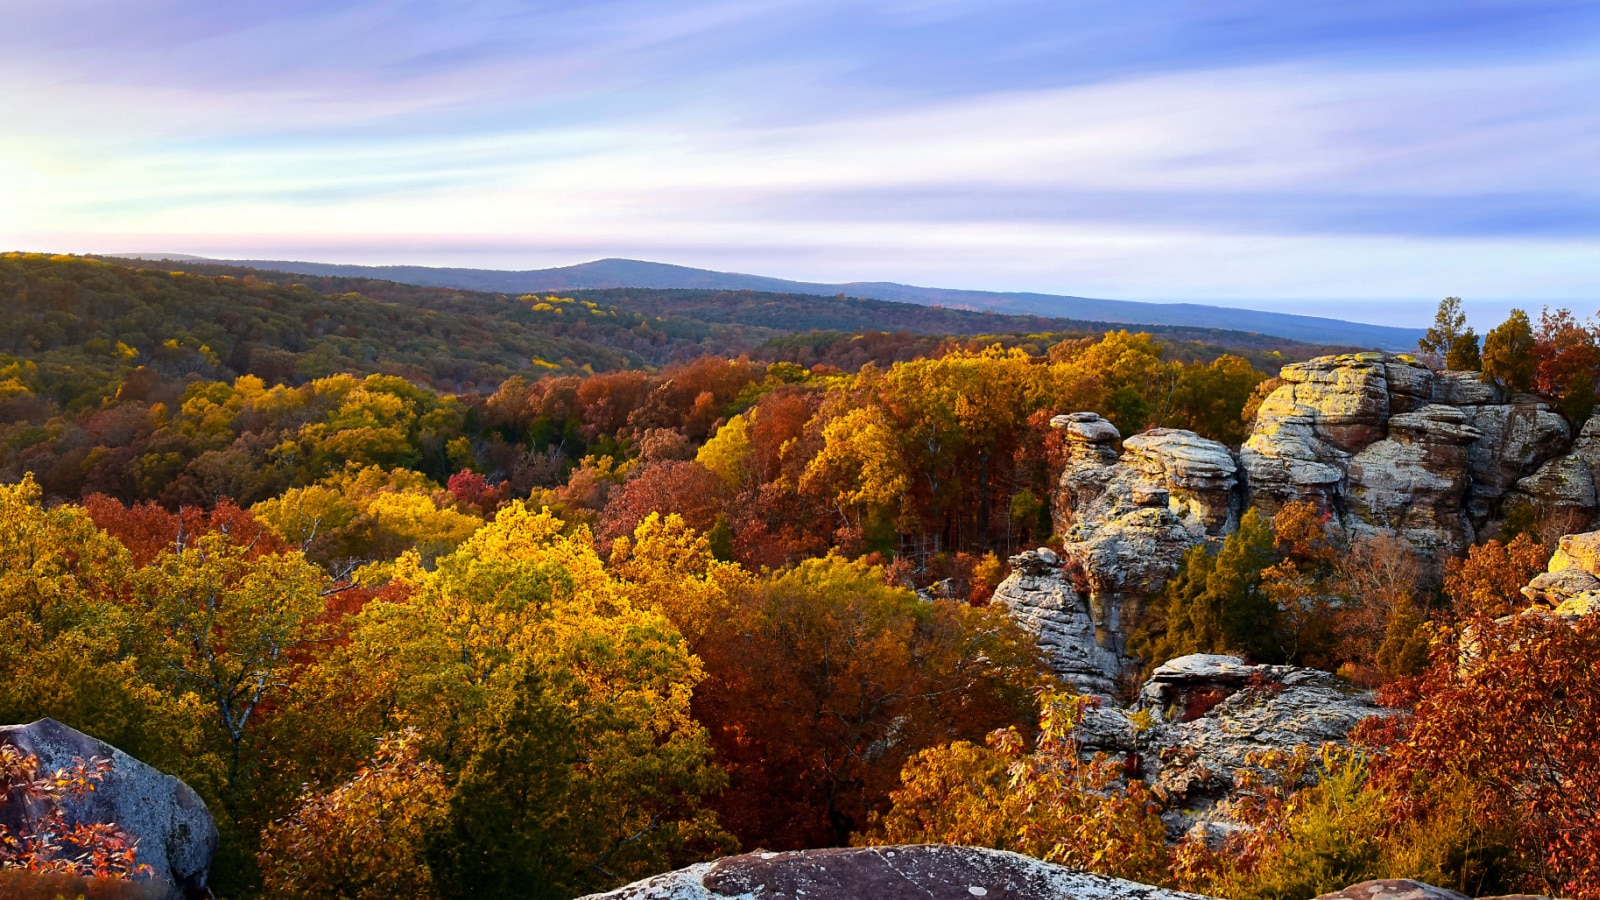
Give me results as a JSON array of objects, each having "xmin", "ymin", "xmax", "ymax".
[{"xmin": 1358, "ymin": 613, "xmax": 1600, "ymax": 898}]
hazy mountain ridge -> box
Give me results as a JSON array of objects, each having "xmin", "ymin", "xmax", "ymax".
[{"xmin": 110, "ymin": 255, "xmax": 1425, "ymax": 349}]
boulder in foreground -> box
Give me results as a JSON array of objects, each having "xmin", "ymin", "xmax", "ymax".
[
  {"xmin": 579, "ymin": 844, "xmax": 1216, "ymax": 900},
  {"xmin": 0, "ymin": 718, "xmax": 217, "ymax": 900}
]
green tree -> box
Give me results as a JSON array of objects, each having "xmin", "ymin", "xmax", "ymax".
[
  {"xmin": 0, "ymin": 477, "xmax": 209, "ymax": 787},
  {"xmin": 425, "ymin": 667, "xmax": 577, "ymax": 900},
  {"xmin": 1419, "ymin": 297, "xmax": 1481, "ymax": 371},
  {"xmin": 1481, "ymin": 309, "xmax": 1537, "ymax": 392},
  {"xmin": 135, "ymin": 535, "xmax": 328, "ymax": 794},
  {"xmin": 1132, "ymin": 508, "xmax": 1281, "ymax": 669}
]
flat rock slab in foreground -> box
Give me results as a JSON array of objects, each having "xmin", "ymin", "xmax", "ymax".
[
  {"xmin": 580, "ymin": 845, "xmax": 1216, "ymax": 900},
  {"xmin": 1312, "ymin": 879, "xmax": 1556, "ymax": 900}
]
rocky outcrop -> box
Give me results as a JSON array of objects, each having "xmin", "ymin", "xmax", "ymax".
[
  {"xmin": 1241, "ymin": 353, "xmax": 1582, "ymax": 555},
  {"xmin": 586, "ymin": 850, "xmax": 1543, "ymax": 900},
  {"xmin": 1235, "ymin": 353, "xmax": 1574, "ymax": 544},
  {"xmin": 579, "ymin": 844, "xmax": 1217, "ymax": 900},
  {"xmin": 1023, "ymin": 415, "xmax": 1242, "ymax": 690},
  {"xmin": 1003, "ymin": 353, "xmax": 1599, "ymax": 720},
  {"xmin": 1520, "ymin": 530, "xmax": 1600, "ymax": 617},
  {"xmin": 992, "ymin": 549, "xmax": 1123, "ymax": 695},
  {"xmin": 1344, "ymin": 404, "xmax": 1481, "ymax": 553},
  {"xmin": 1078, "ymin": 655, "xmax": 1379, "ymax": 819},
  {"xmin": 0, "ymin": 718, "xmax": 217, "ymax": 900}
]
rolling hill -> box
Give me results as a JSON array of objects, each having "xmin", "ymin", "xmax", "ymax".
[{"xmin": 109, "ymin": 255, "xmax": 1425, "ymax": 349}]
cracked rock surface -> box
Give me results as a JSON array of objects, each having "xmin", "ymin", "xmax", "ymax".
[{"xmin": 579, "ymin": 845, "xmax": 1218, "ymax": 900}]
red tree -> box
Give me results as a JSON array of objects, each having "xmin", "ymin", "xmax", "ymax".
[{"xmin": 1358, "ymin": 613, "xmax": 1600, "ymax": 898}]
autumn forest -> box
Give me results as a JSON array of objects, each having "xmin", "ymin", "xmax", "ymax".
[{"xmin": 3, "ymin": 254, "xmax": 1599, "ymax": 900}]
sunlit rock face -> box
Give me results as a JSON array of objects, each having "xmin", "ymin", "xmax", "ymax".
[
  {"xmin": 1243, "ymin": 352, "xmax": 1586, "ymax": 555},
  {"xmin": 1520, "ymin": 530, "xmax": 1600, "ymax": 618}
]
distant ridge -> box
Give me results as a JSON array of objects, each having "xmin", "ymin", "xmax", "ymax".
[{"xmin": 109, "ymin": 255, "xmax": 1424, "ymax": 349}]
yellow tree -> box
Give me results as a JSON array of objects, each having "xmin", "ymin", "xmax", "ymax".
[
  {"xmin": 608, "ymin": 512, "xmax": 750, "ymax": 647},
  {"xmin": 258, "ymin": 729, "xmax": 450, "ymax": 900},
  {"xmin": 0, "ymin": 477, "xmax": 206, "ymax": 778},
  {"xmin": 800, "ymin": 404, "xmax": 909, "ymax": 537},
  {"xmin": 290, "ymin": 504, "xmax": 731, "ymax": 893},
  {"xmin": 135, "ymin": 534, "xmax": 328, "ymax": 793}
]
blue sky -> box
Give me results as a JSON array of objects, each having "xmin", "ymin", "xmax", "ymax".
[{"xmin": 2, "ymin": 0, "xmax": 1597, "ymax": 326}]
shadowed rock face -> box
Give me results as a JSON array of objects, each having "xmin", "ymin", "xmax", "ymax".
[
  {"xmin": 0, "ymin": 719, "xmax": 217, "ymax": 900},
  {"xmin": 579, "ymin": 844, "xmax": 1217, "ymax": 900},
  {"xmin": 1014, "ymin": 415, "xmax": 1241, "ymax": 691},
  {"xmin": 992, "ymin": 548, "xmax": 1123, "ymax": 695}
]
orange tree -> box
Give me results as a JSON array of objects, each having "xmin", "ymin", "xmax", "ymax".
[
  {"xmin": 690, "ymin": 555, "xmax": 1045, "ymax": 849},
  {"xmin": 1442, "ymin": 534, "xmax": 1548, "ymax": 619}
]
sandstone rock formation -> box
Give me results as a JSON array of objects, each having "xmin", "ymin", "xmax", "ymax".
[
  {"xmin": 0, "ymin": 718, "xmax": 217, "ymax": 900},
  {"xmin": 1008, "ymin": 354, "xmax": 1600, "ymax": 691},
  {"xmin": 1520, "ymin": 530, "xmax": 1600, "ymax": 617},
  {"xmin": 1009, "ymin": 415, "xmax": 1241, "ymax": 690},
  {"xmin": 1078, "ymin": 654, "xmax": 1379, "ymax": 821},
  {"xmin": 1312, "ymin": 880, "xmax": 1473, "ymax": 900},
  {"xmin": 579, "ymin": 844, "xmax": 1217, "ymax": 900},
  {"xmin": 1311, "ymin": 879, "xmax": 1556, "ymax": 900},
  {"xmin": 991, "ymin": 548, "xmax": 1122, "ymax": 695},
  {"xmin": 584, "ymin": 848, "xmax": 1528, "ymax": 900},
  {"xmin": 1242, "ymin": 353, "xmax": 1582, "ymax": 553}
]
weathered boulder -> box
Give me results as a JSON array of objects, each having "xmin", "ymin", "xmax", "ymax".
[
  {"xmin": 1078, "ymin": 655, "xmax": 1379, "ymax": 822},
  {"xmin": 1568, "ymin": 414, "xmax": 1600, "ymax": 489},
  {"xmin": 1509, "ymin": 454, "xmax": 1598, "ymax": 524},
  {"xmin": 1520, "ymin": 530, "xmax": 1600, "ymax": 616},
  {"xmin": 0, "ymin": 719, "xmax": 217, "ymax": 900},
  {"xmin": 1240, "ymin": 354, "xmax": 1413, "ymax": 511},
  {"xmin": 579, "ymin": 844, "xmax": 1217, "ymax": 900},
  {"xmin": 1345, "ymin": 404, "xmax": 1481, "ymax": 553},
  {"xmin": 992, "ymin": 549, "xmax": 1124, "ymax": 695},
  {"xmin": 1139, "ymin": 656, "xmax": 1377, "ymax": 798},
  {"xmin": 1461, "ymin": 397, "xmax": 1571, "ymax": 518},
  {"xmin": 1271, "ymin": 353, "xmax": 1395, "ymax": 453},
  {"xmin": 1120, "ymin": 429, "xmax": 1242, "ymax": 535},
  {"xmin": 1429, "ymin": 370, "xmax": 1502, "ymax": 406},
  {"xmin": 1311, "ymin": 880, "xmax": 1554, "ymax": 900}
]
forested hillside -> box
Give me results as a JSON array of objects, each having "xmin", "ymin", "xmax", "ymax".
[{"xmin": 4, "ymin": 255, "xmax": 1600, "ymax": 900}]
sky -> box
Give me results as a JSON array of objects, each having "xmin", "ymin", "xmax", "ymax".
[{"xmin": 2, "ymin": 0, "xmax": 1597, "ymax": 327}]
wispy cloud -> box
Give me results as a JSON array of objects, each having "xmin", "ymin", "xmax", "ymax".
[{"xmin": 2, "ymin": 1, "xmax": 1597, "ymax": 321}]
